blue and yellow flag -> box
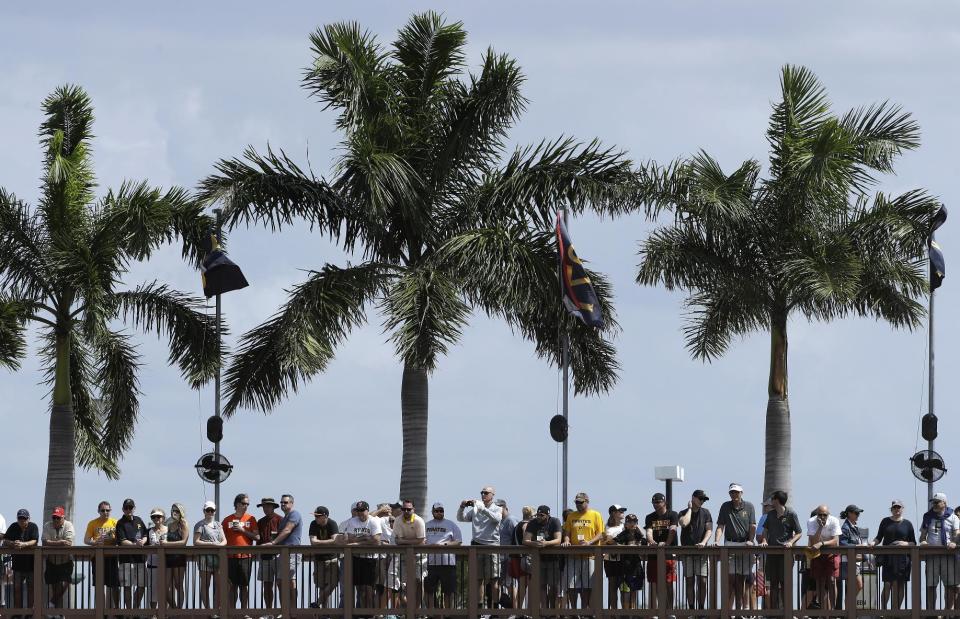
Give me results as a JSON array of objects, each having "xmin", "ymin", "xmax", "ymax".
[
  {"xmin": 556, "ymin": 213, "xmax": 603, "ymax": 328},
  {"xmin": 930, "ymin": 205, "xmax": 947, "ymax": 291},
  {"xmin": 201, "ymin": 232, "xmax": 249, "ymax": 299}
]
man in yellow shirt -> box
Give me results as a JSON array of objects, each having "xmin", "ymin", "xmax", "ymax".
[
  {"xmin": 562, "ymin": 491, "xmax": 605, "ymax": 610},
  {"xmin": 84, "ymin": 500, "xmax": 120, "ymax": 610}
]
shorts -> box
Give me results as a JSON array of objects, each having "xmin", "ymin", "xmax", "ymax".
[
  {"xmin": 377, "ymin": 555, "xmax": 401, "ymax": 590},
  {"xmin": 509, "ymin": 557, "xmax": 530, "ymax": 579},
  {"xmin": 198, "ymin": 554, "xmax": 219, "ymax": 573},
  {"xmin": 424, "ymin": 565, "xmax": 457, "ymax": 593},
  {"xmin": 258, "ymin": 556, "xmax": 278, "ymax": 581},
  {"xmin": 766, "ymin": 555, "xmax": 786, "ymax": 585},
  {"xmin": 93, "ymin": 556, "xmax": 121, "ymax": 588},
  {"xmin": 474, "ymin": 548, "xmax": 501, "ymax": 580},
  {"xmin": 399, "ymin": 553, "xmax": 425, "ymax": 584},
  {"xmin": 277, "ymin": 554, "xmax": 301, "ymax": 579},
  {"xmin": 44, "ymin": 560, "xmax": 74, "ymax": 585},
  {"xmin": 682, "ymin": 555, "xmax": 709, "ymax": 578},
  {"xmin": 539, "ymin": 559, "xmax": 563, "ymax": 588},
  {"xmin": 228, "ymin": 557, "xmax": 252, "ymax": 586},
  {"xmin": 725, "ymin": 542, "xmax": 752, "ymax": 575},
  {"xmin": 354, "ymin": 557, "xmax": 378, "ymax": 586},
  {"xmin": 565, "ymin": 557, "xmax": 594, "ymax": 589},
  {"xmin": 926, "ymin": 555, "xmax": 959, "ymax": 587},
  {"xmin": 879, "ymin": 555, "xmax": 911, "ymax": 583},
  {"xmin": 119, "ymin": 561, "xmax": 147, "ymax": 586},
  {"xmin": 646, "ymin": 558, "xmax": 677, "ymax": 584},
  {"xmin": 313, "ymin": 558, "xmax": 339, "ymax": 589},
  {"xmin": 167, "ymin": 554, "xmax": 187, "ymax": 569},
  {"xmin": 810, "ymin": 554, "xmax": 840, "ymax": 579}
]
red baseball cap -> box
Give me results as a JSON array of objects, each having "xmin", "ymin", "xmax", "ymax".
[{"xmin": 52, "ymin": 506, "xmax": 65, "ymax": 518}]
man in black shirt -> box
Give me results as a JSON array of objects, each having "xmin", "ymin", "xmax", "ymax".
[
  {"xmin": 115, "ymin": 498, "xmax": 148, "ymax": 610},
  {"xmin": 645, "ymin": 493, "xmax": 678, "ymax": 612},
  {"xmin": 523, "ymin": 505, "xmax": 563, "ymax": 610},
  {"xmin": 308, "ymin": 506, "xmax": 340, "ymax": 610},
  {"xmin": 678, "ymin": 489, "xmax": 713, "ymax": 611},
  {"xmin": 758, "ymin": 490, "xmax": 802, "ymax": 609},
  {"xmin": 4, "ymin": 509, "xmax": 39, "ymax": 611}
]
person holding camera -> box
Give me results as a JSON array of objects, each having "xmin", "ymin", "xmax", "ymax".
[{"xmin": 457, "ymin": 486, "xmax": 504, "ymax": 610}]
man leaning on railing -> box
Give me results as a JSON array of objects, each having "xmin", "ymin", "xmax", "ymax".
[
  {"xmin": 42, "ymin": 507, "xmax": 74, "ymax": 611},
  {"xmin": 919, "ymin": 492, "xmax": 960, "ymax": 612}
]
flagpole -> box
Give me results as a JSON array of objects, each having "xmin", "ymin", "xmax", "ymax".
[
  {"xmin": 561, "ymin": 210, "xmax": 570, "ymax": 512},
  {"xmin": 214, "ymin": 208, "xmax": 223, "ymax": 520},
  {"xmin": 928, "ymin": 284, "xmax": 935, "ymax": 504}
]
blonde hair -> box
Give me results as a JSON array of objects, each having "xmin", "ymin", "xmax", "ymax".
[
  {"xmin": 166, "ymin": 502, "xmax": 188, "ymax": 531},
  {"xmin": 522, "ymin": 506, "xmax": 534, "ymax": 520},
  {"xmin": 373, "ymin": 505, "xmax": 392, "ymax": 517}
]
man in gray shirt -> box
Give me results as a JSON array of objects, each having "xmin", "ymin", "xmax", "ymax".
[
  {"xmin": 758, "ymin": 490, "xmax": 802, "ymax": 609},
  {"xmin": 458, "ymin": 485, "xmax": 503, "ymax": 610},
  {"xmin": 714, "ymin": 482, "xmax": 756, "ymax": 612}
]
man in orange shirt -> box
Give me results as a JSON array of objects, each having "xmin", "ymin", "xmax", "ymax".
[{"xmin": 223, "ymin": 493, "xmax": 260, "ymax": 613}]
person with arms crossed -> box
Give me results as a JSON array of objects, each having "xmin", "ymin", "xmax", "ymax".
[
  {"xmin": 85, "ymin": 501, "xmax": 121, "ymax": 611},
  {"xmin": 308, "ymin": 506, "xmax": 339, "ymax": 611},
  {"xmin": 523, "ymin": 505, "xmax": 564, "ymax": 612}
]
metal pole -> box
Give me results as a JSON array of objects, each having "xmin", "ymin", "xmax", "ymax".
[
  {"xmin": 560, "ymin": 210, "xmax": 570, "ymax": 512},
  {"xmin": 665, "ymin": 479, "xmax": 673, "ymax": 512},
  {"xmin": 214, "ymin": 209, "xmax": 223, "ymax": 520},
  {"xmin": 928, "ymin": 288, "xmax": 935, "ymax": 504}
]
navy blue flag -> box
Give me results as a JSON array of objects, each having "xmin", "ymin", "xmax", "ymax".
[
  {"xmin": 201, "ymin": 233, "xmax": 249, "ymax": 298},
  {"xmin": 556, "ymin": 213, "xmax": 603, "ymax": 328},
  {"xmin": 930, "ymin": 205, "xmax": 947, "ymax": 290}
]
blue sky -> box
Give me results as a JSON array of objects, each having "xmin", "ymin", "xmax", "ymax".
[{"xmin": 2, "ymin": 1, "xmax": 958, "ymax": 534}]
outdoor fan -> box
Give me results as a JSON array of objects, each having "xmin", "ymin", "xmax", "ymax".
[
  {"xmin": 910, "ymin": 449, "xmax": 947, "ymax": 482},
  {"xmin": 195, "ymin": 452, "xmax": 233, "ymax": 484}
]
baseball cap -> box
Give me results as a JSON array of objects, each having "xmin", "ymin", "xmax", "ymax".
[
  {"xmin": 51, "ymin": 506, "xmax": 65, "ymax": 518},
  {"xmin": 574, "ymin": 492, "xmax": 589, "ymax": 502},
  {"xmin": 122, "ymin": 498, "xmax": 136, "ymax": 509},
  {"xmin": 844, "ymin": 504, "xmax": 863, "ymax": 514},
  {"xmin": 314, "ymin": 506, "xmax": 329, "ymax": 516},
  {"xmin": 203, "ymin": 500, "xmax": 216, "ymax": 511},
  {"xmin": 651, "ymin": 493, "xmax": 666, "ymax": 502},
  {"xmin": 17, "ymin": 509, "xmax": 30, "ymax": 519},
  {"xmin": 150, "ymin": 508, "xmax": 164, "ymax": 517},
  {"xmin": 536, "ymin": 505, "xmax": 551, "ymax": 515},
  {"xmin": 257, "ymin": 497, "xmax": 279, "ymax": 508},
  {"xmin": 728, "ymin": 483, "xmax": 744, "ymax": 493},
  {"xmin": 609, "ymin": 504, "xmax": 627, "ymax": 514},
  {"xmin": 891, "ymin": 499, "xmax": 904, "ymax": 508},
  {"xmin": 432, "ymin": 502, "xmax": 445, "ymax": 510},
  {"xmin": 495, "ymin": 499, "xmax": 507, "ymax": 508},
  {"xmin": 356, "ymin": 500, "xmax": 370, "ymax": 511},
  {"xmin": 625, "ymin": 513, "xmax": 639, "ymax": 522},
  {"xmin": 933, "ymin": 492, "xmax": 948, "ymax": 503},
  {"xmin": 389, "ymin": 502, "xmax": 402, "ymax": 509},
  {"xmin": 693, "ymin": 490, "xmax": 709, "ymax": 502}
]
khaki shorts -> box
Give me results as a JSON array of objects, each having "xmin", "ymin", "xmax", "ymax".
[
  {"xmin": 682, "ymin": 555, "xmax": 709, "ymax": 578},
  {"xmin": 725, "ymin": 542, "xmax": 752, "ymax": 576},
  {"xmin": 926, "ymin": 555, "xmax": 959, "ymax": 587},
  {"xmin": 119, "ymin": 562, "xmax": 147, "ymax": 586},
  {"xmin": 313, "ymin": 558, "xmax": 339, "ymax": 589}
]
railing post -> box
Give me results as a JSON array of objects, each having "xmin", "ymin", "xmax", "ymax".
[
  {"xmin": 529, "ymin": 547, "xmax": 541, "ymax": 619},
  {"xmin": 279, "ymin": 547, "xmax": 290, "ymax": 619},
  {"xmin": 844, "ymin": 547, "xmax": 856, "ymax": 619},
  {"xmin": 782, "ymin": 548, "xmax": 793, "ymax": 619},
  {"xmin": 157, "ymin": 548, "xmax": 168, "ymax": 619},
  {"xmin": 94, "ymin": 549, "xmax": 105, "ymax": 619},
  {"xmin": 657, "ymin": 546, "xmax": 668, "ymax": 613},
  {"xmin": 343, "ymin": 546, "xmax": 354, "ymax": 619},
  {"xmin": 719, "ymin": 547, "xmax": 730, "ymax": 619},
  {"xmin": 32, "ymin": 547, "xmax": 43, "ymax": 619},
  {"xmin": 218, "ymin": 546, "xmax": 230, "ymax": 619},
  {"xmin": 467, "ymin": 546, "xmax": 478, "ymax": 619},
  {"xmin": 911, "ymin": 547, "xmax": 921, "ymax": 619},
  {"xmin": 405, "ymin": 547, "xmax": 417, "ymax": 619},
  {"xmin": 592, "ymin": 546, "xmax": 604, "ymax": 619},
  {"xmin": 708, "ymin": 548, "xmax": 718, "ymax": 612}
]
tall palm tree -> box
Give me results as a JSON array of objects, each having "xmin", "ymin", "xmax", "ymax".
[
  {"xmin": 200, "ymin": 12, "xmax": 633, "ymax": 511},
  {"xmin": 636, "ymin": 65, "xmax": 938, "ymax": 500},
  {"xmin": 0, "ymin": 85, "xmax": 221, "ymax": 519}
]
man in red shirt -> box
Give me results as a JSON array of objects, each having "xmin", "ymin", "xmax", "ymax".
[
  {"xmin": 256, "ymin": 497, "xmax": 282, "ymax": 615},
  {"xmin": 223, "ymin": 493, "xmax": 259, "ymax": 613}
]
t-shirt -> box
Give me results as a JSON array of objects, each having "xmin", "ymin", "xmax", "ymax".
[
  {"xmin": 342, "ymin": 516, "xmax": 383, "ymax": 558},
  {"xmin": 763, "ymin": 508, "xmax": 802, "ymax": 546},
  {"xmin": 5, "ymin": 521, "xmax": 40, "ymax": 572},
  {"xmin": 308, "ymin": 518, "xmax": 340, "ymax": 561},
  {"xmin": 645, "ymin": 510, "xmax": 679, "ymax": 546},
  {"xmin": 277, "ymin": 510, "xmax": 302, "ymax": 546},
  {"xmin": 678, "ymin": 507, "xmax": 713, "ymax": 546},
  {"xmin": 257, "ymin": 513, "xmax": 282, "ymax": 544},
  {"xmin": 223, "ymin": 513, "xmax": 258, "ymax": 558},
  {"xmin": 457, "ymin": 502, "xmax": 503, "ymax": 544},
  {"xmin": 499, "ymin": 515, "xmax": 518, "ymax": 548},
  {"xmin": 394, "ymin": 514, "xmax": 426, "ymax": 544},
  {"xmin": 42, "ymin": 521, "xmax": 76, "ymax": 565},
  {"xmin": 115, "ymin": 516, "xmax": 148, "ymax": 563},
  {"xmin": 564, "ymin": 509, "xmax": 604, "ymax": 544},
  {"xmin": 0, "ymin": 514, "xmax": 6, "ymax": 538},
  {"xmin": 807, "ymin": 514, "xmax": 842, "ymax": 541},
  {"xmin": 85, "ymin": 516, "xmax": 118, "ymax": 545},
  {"xmin": 379, "ymin": 516, "xmax": 394, "ymax": 545},
  {"xmin": 874, "ymin": 518, "xmax": 916, "ymax": 546},
  {"xmin": 424, "ymin": 518, "xmax": 462, "ymax": 566},
  {"xmin": 716, "ymin": 500, "xmax": 756, "ymax": 543},
  {"xmin": 921, "ymin": 510, "xmax": 960, "ymax": 546},
  {"xmin": 526, "ymin": 516, "xmax": 563, "ymax": 561},
  {"xmin": 614, "ymin": 527, "xmax": 646, "ymax": 546},
  {"xmin": 194, "ymin": 519, "xmax": 225, "ymax": 546}
]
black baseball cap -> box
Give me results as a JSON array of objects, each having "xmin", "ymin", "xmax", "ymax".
[
  {"xmin": 693, "ymin": 489, "xmax": 709, "ymax": 502},
  {"xmin": 314, "ymin": 506, "xmax": 330, "ymax": 516},
  {"xmin": 625, "ymin": 513, "xmax": 639, "ymax": 522},
  {"xmin": 652, "ymin": 493, "xmax": 666, "ymax": 502},
  {"xmin": 356, "ymin": 500, "xmax": 370, "ymax": 511},
  {"xmin": 122, "ymin": 498, "xmax": 135, "ymax": 509},
  {"xmin": 536, "ymin": 505, "xmax": 551, "ymax": 515}
]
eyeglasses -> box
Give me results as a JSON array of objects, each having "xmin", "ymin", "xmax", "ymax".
[
  {"xmin": 151, "ymin": 515, "xmax": 163, "ymax": 519},
  {"xmin": 402, "ymin": 507, "xmax": 414, "ymax": 512},
  {"xmin": 892, "ymin": 505, "xmax": 903, "ymax": 510},
  {"xmin": 17, "ymin": 517, "xmax": 28, "ymax": 521},
  {"xmin": 52, "ymin": 516, "xmax": 63, "ymax": 520},
  {"xmin": 574, "ymin": 500, "xmax": 586, "ymax": 505},
  {"xmin": 480, "ymin": 490, "xmax": 492, "ymax": 495},
  {"xmin": 816, "ymin": 513, "xmax": 829, "ymax": 517},
  {"xmin": 433, "ymin": 509, "xmax": 444, "ymax": 513},
  {"xmin": 204, "ymin": 508, "xmax": 215, "ymax": 513},
  {"xmin": 239, "ymin": 502, "xmax": 250, "ymax": 506},
  {"xmin": 280, "ymin": 500, "xmax": 291, "ymax": 504},
  {"xmin": 99, "ymin": 508, "xmax": 111, "ymax": 513}
]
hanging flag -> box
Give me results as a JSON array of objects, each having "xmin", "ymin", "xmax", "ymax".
[
  {"xmin": 930, "ymin": 205, "xmax": 947, "ymax": 290},
  {"xmin": 556, "ymin": 212, "xmax": 603, "ymax": 328},
  {"xmin": 201, "ymin": 232, "xmax": 249, "ymax": 298}
]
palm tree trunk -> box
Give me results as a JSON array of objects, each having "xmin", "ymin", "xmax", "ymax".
[
  {"xmin": 763, "ymin": 311, "xmax": 791, "ymax": 503},
  {"xmin": 399, "ymin": 363, "xmax": 428, "ymax": 514},
  {"xmin": 43, "ymin": 331, "xmax": 75, "ymax": 520}
]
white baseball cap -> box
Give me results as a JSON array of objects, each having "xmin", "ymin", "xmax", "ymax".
[
  {"xmin": 933, "ymin": 492, "xmax": 948, "ymax": 503},
  {"xmin": 203, "ymin": 500, "xmax": 216, "ymax": 511},
  {"xmin": 728, "ymin": 483, "xmax": 744, "ymax": 493}
]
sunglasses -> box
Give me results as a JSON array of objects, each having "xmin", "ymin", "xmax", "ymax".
[
  {"xmin": 280, "ymin": 500, "xmax": 292, "ymax": 504},
  {"xmin": 574, "ymin": 500, "xmax": 586, "ymax": 505},
  {"xmin": 99, "ymin": 508, "xmax": 112, "ymax": 513},
  {"xmin": 480, "ymin": 491, "xmax": 492, "ymax": 495},
  {"xmin": 17, "ymin": 517, "xmax": 28, "ymax": 521},
  {"xmin": 433, "ymin": 509, "xmax": 444, "ymax": 512},
  {"xmin": 402, "ymin": 507, "xmax": 414, "ymax": 512},
  {"xmin": 151, "ymin": 515, "xmax": 163, "ymax": 519},
  {"xmin": 239, "ymin": 502, "xmax": 250, "ymax": 507},
  {"xmin": 53, "ymin": 515, "xmax": 64, "ymax": 520},
  {"xmin": 204, "ymin": 508, "xmax": 215, "ymax": 513}
]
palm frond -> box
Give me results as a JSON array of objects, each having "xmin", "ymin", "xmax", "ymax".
[
  {"xmin": 767, "ymin": 64, "xmax": 831, "ymax": 179},
  {"xmin": 110, "ymin": 282, "xmax": 220, "ymax": 388},
  {"xmin": 0, "ymin": 188, "xmax": 53, "ymax": 302},
  {"xmin": 381, "ymin": 266, "xmax": 470, "ymax": 371},
  {"xmin": 682, "ymin": 289, "xmax": 770, "ymax": 360},
  {"xmin": 779, "ymin": 235, "xmax": 863, "ymax": 308},
  {"xmin": 841, "ymin": 101, "xmax": 921, "ymax": 173},
  {"xmin": 394, "ymin": 11, "xmax": 467, "ymax": 110},
  {"xmin": 223, "ymin": 262, "xmax": 390, "ymax": 415},
  {"xmin": 200, "ymin": 145, "xmax": 353, "ymax": 239},
  {"xmin": 0, "ymin": 297, "xmax": 29, "ymax": 369}
]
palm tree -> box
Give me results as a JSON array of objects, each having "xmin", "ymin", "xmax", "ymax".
[
  {"xmin": 0, "ymin": 85, "xmax": 221, "ymax": 519},
  {"xmin": 200, "ymin": 12, "xmax": 633, "ymax": 511},
  {"xmin": 636, "ymin": 65, "xmax": 938, "ymax": 500}
]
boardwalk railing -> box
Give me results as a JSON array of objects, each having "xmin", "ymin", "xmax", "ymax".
[{"xmin": 1, "ymin": 544, "xmax": 957, "ymax": 617}]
